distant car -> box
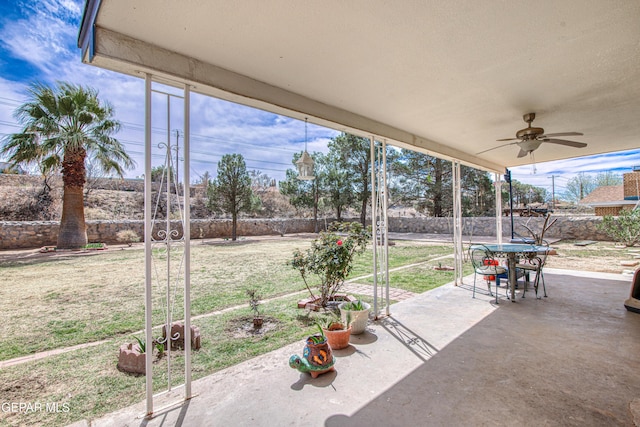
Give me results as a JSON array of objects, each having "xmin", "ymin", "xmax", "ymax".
[{"xmin": 503, "ymin": 206, "xmax": 553, "ymax": 217}]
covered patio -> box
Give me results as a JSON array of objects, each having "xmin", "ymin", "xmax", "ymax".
[
  {"xmin": 76, "ymin": 1, "xmax": 640, "ymax": 423},
  {"xmin": 73, "ymin": 269, "xmax": 640, "ymax": 426}
]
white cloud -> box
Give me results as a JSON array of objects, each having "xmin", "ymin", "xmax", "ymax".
[
  {"xmin": 1, "ymin": 0, "xmax": 636, "ymax": 186},
  {"xmin": 0, "ymin": 1, "xmax": 80, "ymax": 76},
  {"xmin": 510, "ymin": 149, "xmax": 640, "ymax": 197}
]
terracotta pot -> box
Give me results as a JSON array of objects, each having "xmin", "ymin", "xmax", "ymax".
[
  {"xmin": 323, "ymin": 324, "xmax": 352, "ymax": 350},
  {"xmin": 253, "ymin": 317, "xmax": 264, "ymax": 328}
]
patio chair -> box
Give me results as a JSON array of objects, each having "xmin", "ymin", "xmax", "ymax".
[
  {"xmin": 517, "ymin": 240, "xmax": 549, "ymax": 299},
  {"xmin": 469, "ymin": 245, "xmax": 507, "ymax": 303}
]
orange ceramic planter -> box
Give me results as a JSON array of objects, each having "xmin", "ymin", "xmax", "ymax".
[{"xmin": 323, "ymin": 324, "xmax": 352, "ymax": 350}]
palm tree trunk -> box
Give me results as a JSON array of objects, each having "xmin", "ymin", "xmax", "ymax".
[
  {"xmin": 57, "ymin": 185, "xmax": 87, "ymax": 248},
  {"xmin": 57, "ymin": 148, "xmax": 87, "ymax": 249}
]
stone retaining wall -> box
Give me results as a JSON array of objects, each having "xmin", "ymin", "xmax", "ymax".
[
  {"xmin": 0, "ymin": 216, "xmax": 609, "ymax": 250},
  {"xmin": 387, "ymin": 216, "xmax": 610, "ymax": 242},
  {"xmin": 0, "ymin": 218, "xmax": 320, "ymax": 249}
]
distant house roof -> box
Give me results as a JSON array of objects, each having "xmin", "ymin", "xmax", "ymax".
[{"xmin": 579, "ymin": 185, "xmax": 636, "ymax": 207}]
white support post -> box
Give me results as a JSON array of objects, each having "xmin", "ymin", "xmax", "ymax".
[
  {"xmin": 382, "ymin": 140, "xmax": 390, "ymax": 315},
  {"xmin": 144, "ymin": 73, "xmax": 153, "ymax": 417},
  {"xmin": 370, "ymin": 137, "xmax": 378, "ymax": 315},
  {"xmin": 494, "ymin": 174, "xmax": 503, "ymax": 244},
  {"xmin": 452, "ymin": 161, "xmax": 463, "ymax": 285},
  {"xmin": 370, "ymin": 138, "xmax": 389, "ymax": 318},
  {"xmin": 142, "ymin": 78, "xmax": 192, "ymax": 417},
  {"xmin": 183, "ymin": 84, "xmax": 192, "ymax": 399}
]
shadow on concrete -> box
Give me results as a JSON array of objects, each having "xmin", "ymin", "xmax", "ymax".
[
  {"xmin": 379, "ymin": 317, "xmax": 439, "ymax": 361},
  {"xmin": 325, "ymin": 273, "xmax": 640, "ymax": 426},
  {"xmin": 331, "ymin": 345, "xmax": 356, "ymax": 357},
  {"xmin": 291, "ymin": 370, "xmax": 337, "ymax": 391},
  {"xmin": 140, "ymin": 399, "xmax": 191, "ymax": 427},
  {"xmin": 348, "ymin": 330, "xmax": 378, "ymax": 345}
]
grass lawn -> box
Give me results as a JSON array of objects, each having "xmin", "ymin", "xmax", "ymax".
[
  {"xmin": 0, "ymin": 239, "xmax": 454, "ymax": 361},
  {"xmin": 353, "ymin": 259, "xmax": 474, "ymax": 293},
  {"xmin": 0, "ymin": 237, "xmax": 459, "ymax": 426},
  {"xmin": 0, "ymin": 239, "xmax": 307, "ymax": 361},
  {"xmin": 0, "ymin": 294, "xmax": 343, "ymax": 427}
]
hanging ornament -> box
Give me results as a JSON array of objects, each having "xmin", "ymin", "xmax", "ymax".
[{"xmin": 296, "ymin": 118, "xmax": 315, "ymax": 180}]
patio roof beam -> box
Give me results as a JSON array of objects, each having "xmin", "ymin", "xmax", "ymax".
[{"xmin": 83, "ymin": 26, "xmax": 504, "ymax": 174}]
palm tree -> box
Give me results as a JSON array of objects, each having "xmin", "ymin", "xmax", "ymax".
[{"xmin": 0, "ymin": 82, "xmax": 134, "ymax": 249}]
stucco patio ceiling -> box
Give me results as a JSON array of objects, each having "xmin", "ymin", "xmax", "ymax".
[{"xmin": 79, "ymin": 1, "xmax": 640, "ymax": 173}]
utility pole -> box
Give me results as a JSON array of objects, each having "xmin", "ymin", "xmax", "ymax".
[
  {"xmin": 549, "ymin": 175, "xmax": 556, "ymax": 210},
  {"xmin": 174, "ymin": 130, "xmax": 182, "ymax": 185}
]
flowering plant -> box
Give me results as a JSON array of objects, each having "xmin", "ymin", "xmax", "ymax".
[{"xmin": 291, "ymin": 222, "xmax": 370, "ymax": 308}]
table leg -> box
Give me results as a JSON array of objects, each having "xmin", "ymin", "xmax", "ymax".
[{"xmin": 508, "ymin": 254, "xmax": 517, "ymax": 302}]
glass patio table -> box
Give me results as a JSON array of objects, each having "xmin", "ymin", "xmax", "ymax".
[{"xmin": 470, "ymin": 243, "xmax": 550, "ymax": 302}]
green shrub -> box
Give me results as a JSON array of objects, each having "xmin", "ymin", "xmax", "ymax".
[
  {"xmin": 290, "ymin": 222, "xmax": 370, "ymax": 307},
  {"xmin": 116, "ymin": 229, "xmax": 141, "ymax": 246},
  {"xmin": 597, "ymin": 209, "xmax": 640, "ymax": 247}
]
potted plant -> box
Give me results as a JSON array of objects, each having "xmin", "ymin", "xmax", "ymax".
[
  {"xmin": 320, "ymin": 313, "xmax": 352, "ymax": 350},
  {"xmin": 246, "ymin": 288, "xmax": 263, "ymax": 328},
  {"xmin": 338, "ymin": 299, "xmax": 370, "ymax": 335},
  {"xmin": 290, "ymin": 222, "xmax": 370, "ymax": 309},
  {"xmin": 117, "ymin": 336, "xmax": 146, "ymax": 375},
  {"xmin": 289, "ymin": 326, "xmax": 335, "ymax": 378}
]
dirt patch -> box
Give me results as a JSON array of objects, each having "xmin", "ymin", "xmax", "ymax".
[
  {"xmin": 0, "ymin": 372, "xmax": 47, "ymax": 401},
  {"xmin": 544, "ymin": 241, "xmax": 636, "ymax": 274},
  {"xmin": 226, "ymin": 316, "xmax": 281, "ymax": 339}
]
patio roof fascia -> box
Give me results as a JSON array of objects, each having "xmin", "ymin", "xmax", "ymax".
[
  {"xmin": 78, "ymin": 23, "xmax": 505, "ymax": 175},
  {"xmin": 77, "ymin": 0, "xmax": 101, "ymax": 63}
]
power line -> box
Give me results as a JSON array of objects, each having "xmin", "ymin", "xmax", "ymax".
[{"xmin": 1, "ymin": 92, "xmax": 302, "ymax": 153}]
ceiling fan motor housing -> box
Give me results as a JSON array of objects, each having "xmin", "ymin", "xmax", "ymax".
[
  {"xmin": 516, "ymin": 126, "xmax": 544, "ymax": 140},
  {"xmin": 516, "ymin": 113, "xmax": 543, "ymax": 140}
]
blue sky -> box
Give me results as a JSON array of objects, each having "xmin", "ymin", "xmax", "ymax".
[
  {"xmin": 0, "ymin": 0, "xmax": 338, "ymax": 183},
  {"xmin": 1, "ymin": 0, "xmax": 638, "ymax": 197}
]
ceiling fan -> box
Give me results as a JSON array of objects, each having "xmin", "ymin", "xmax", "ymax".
[{"xmin": 478, "ymin": 113, "xmax": 587, "ymax": 158}]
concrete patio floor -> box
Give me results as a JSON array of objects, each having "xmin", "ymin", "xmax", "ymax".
[{"xmin": 72, "ymin": 269, "xmax": 640, "ymax": 427}]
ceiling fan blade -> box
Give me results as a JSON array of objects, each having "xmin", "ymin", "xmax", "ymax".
[
  {"xmin": 496, "ymin": 137, "xmax": 519, "ymax": 141},
  {"xmin": 517, "ymin": 148, "xmax": 529, "ymax": 158},
  {"xmin": 541, "ymin": 138, "xmax": 587, "ymax": 148},
  {"xmin": 477, "ymin": 141, "xmax": 518, "ymax": 155},
  {"xmin": 539, "ymin": 132, "xmax": 584, "ymax": 138}
]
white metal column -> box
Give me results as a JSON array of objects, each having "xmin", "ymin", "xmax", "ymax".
[
  {"xmin": 144, "ymin": 73, "xmax": 153, "ymax": 417},
  {"xmin": 370, "ymin": 137, "xmax": 390, "ymax": 318},
  {"xmin": 452, "ymin": 161, "xmax": 464, "ymax": 285},
  {"xmin": 494, "ymin": 173, "xmax": 503, "ymax": 244},
  {"xmin": 143, "ymin": 77, "xmax": 192, "ymax": 417},
  {"xmin": 182, "ymin": 84, "xmax": 192, "ymax": 399}
]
